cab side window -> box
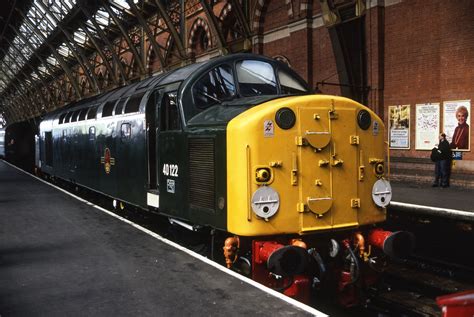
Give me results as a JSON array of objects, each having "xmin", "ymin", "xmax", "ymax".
[
  {"xmin": 192, "ymin": 65, "xmax": 235, "ymax": 109},
  {"xmin": 160, "ymin": 92, "xmax": 181, "ymax": 131}
]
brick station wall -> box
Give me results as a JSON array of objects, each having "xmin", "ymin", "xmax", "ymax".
[{"xmin": 384, "ymin": 0, "xmax": 474, "ymax": 163}]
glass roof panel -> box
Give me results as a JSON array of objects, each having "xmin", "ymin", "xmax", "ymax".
[
  {"xmin": 112, "ymin": 0, "xmax": 131, "ymax": 10},
  {"xmin": 58, "ymin": 43, "xmax": 73, "ymax": 58},
  {"xmin": 95, "ymin": 9, "xmax": 111, "ymax": 28},
  {"xmin": 47, "ymin": 55, "xmax": 59, "ymax": 67},
  {"xmin": 74, "ymin": 29, "xmax": 87, "ymax": 45},
  {"xmin": 0, "ymin": 0, "xmax": 78, "ymax": 94},
  {"xmin": 37, "ymin": 66, "xmax": 49, "ymax": 75},
  {"xmin": 85, "ymin": 20, "xmax": 98, "ymax": 35}
]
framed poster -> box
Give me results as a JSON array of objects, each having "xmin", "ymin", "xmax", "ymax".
[
  {"xmin": 415, "ymin": 103, "xmax": 439, "ymax": 150},
  {"xmin": 443, "ymin": 100, "xmax": 470, "ymax": 151},
  {"xmin": 389, "ymin": 105, "xmax": 410, "ymax": 149}
]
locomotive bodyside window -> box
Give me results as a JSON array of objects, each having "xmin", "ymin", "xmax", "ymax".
[
  {"xmin": 87, "ymin": 106, "xmax": 98, "ymax": 120},
  {"xmin": 114, "ymin": 99, "xmax": 126, "ymax": 115},
  {"xmin": 278, "ymin": 69, "xmax": 308, "ymax": 94},
  {"xmin": 71, "ymin": 110, "xmax": 81, "ymax": 122},
  {"xmin": 160, "ymin": 92, "xmax": 181, "ymax": 131},
  {"xmin": 236, "ymin": 60, "xmax": 277, "ymax": 96},
  {"xmin": 78, "ymin": 108, "xmax": 88, "ymax": 121},
  {"xmin": 59, "ymin": 113, "xmax": 66, "ymax": 124},
  {"xmin": 64, "ymin": 112, "xmax": 73, "ymax": 123},
  {"xmin": 192, "ymin": 65, "xmax": 235, "ymax": 109},
  {"xmin": 102, "ymin": 101, "xmax": 115, "ymax": 117},
  {"xmin": 125, "ymin": 92, "xmax": 145, "ymax": 114}
]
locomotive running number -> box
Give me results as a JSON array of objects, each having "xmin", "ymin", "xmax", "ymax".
[{"xmin": 162, "ymin": 163, "xmax": 178, "ymax": 177}]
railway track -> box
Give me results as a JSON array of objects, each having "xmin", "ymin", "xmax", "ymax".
[{"xmin": 369, "ymin": 258, "xmax": 474, "ymax": 316}]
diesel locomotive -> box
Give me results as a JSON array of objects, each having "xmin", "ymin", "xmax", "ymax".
[{"xmin": 37, "ymin": 53, "xmax": 411, "ymax": 306}]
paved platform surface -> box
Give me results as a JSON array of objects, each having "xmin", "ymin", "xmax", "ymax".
[
  {"xmin": 391, "ymin": 181, "xmax": 474, "ymax": 212},
  {"xmin": 0, "ymin": 160, "xmax": 321, "ymax": 316}
]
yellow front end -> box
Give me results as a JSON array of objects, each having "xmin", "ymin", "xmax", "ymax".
[{"xmin": 227, "ymin": 95, "xmax": 388, "ymax": 236}]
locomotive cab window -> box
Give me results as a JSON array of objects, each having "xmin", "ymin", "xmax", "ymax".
[
  {"xmin": 160, "ymin": 92, "xmax": 181, "ymax": 131},
  {"xmin": 192, "ymin": 64, "xmax": 235, "ymax": 109},
  {"xmin": 278, "ymin": 69, "xmax": 308, "ymax": 94},
  {"xmin": 236, "ymin": 60, "xmax": 277, "ymax": 96}
]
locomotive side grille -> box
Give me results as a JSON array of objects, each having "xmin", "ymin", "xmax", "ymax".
[{"xmin": 189, "ymin": 138, "xmax": 215, "ymax": 210}]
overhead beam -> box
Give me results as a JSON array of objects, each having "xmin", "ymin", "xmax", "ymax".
[
  {"xmin": 126, "ymin": 0, "xmax": 166, "ymax": 71},
  {"xmin": 199, "ymin": 0, "xmax": 228, "ymax": 54},
  {"xmin": 8, "ymin": 25, "xmax": 68, "ymax": 101},
  {"xmin": 35, "ymin": 1, "xmax": 100, "ymax": 94},
  {"xmin": 229, "ymin": 0, "xmax": 251, "ymax": 39},
  {"xmin": 78, "ymin": 21, "xmax": 120, "ymax": 86},
  {"xmin": 0, "ymin": 59, "xmax": 48, "ymax": 113},
  {"xmin": 100, "ymin": 0, "xmax": 146, "ymax": 76},
  {"xmin": 2, "ymin": 41, "xmax": 56, "ymax": 107},
  {"xmin": 151, "ymin": 0, "xmax": 187, "ymax": 58},
  {"xmin": 18, "ymin": 10, "xmax": 82, "ymax": 99},
  {"xmin": 79, "ymin": 6, "xmax": 129, "ymax": 84}
]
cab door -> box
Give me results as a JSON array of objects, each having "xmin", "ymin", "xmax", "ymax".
[
  {"xmin": 157, "ymin": 89, "xmax": 188, "ymax": 219},
  {"xmin": 146, "ymin": 90, "xmax": 160, "ymax": 208}
]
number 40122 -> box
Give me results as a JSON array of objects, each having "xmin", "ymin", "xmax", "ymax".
[{"xmin": 163, "ymin": 163, "xmax": 179, "ymax": 177}]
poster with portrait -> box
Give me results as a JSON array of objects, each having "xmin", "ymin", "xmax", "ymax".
[
  {"xmin": 389, "ymin": 105, "xmax": 410, "ymax": 149},
  {"xmin": 443, "ymin": 100, "xmax": 470, "ymax": 151},
  {"xmin": 415, "ymin": 103, "xmax": 439, "ymax": 150}
]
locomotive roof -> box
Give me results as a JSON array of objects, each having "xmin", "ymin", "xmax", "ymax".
[{"xmin": 42, "ymin": 53, "xmax": 309, "ymax": 122}]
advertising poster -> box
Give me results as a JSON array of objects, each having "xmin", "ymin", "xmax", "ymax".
[
  {"xmin": 443, "ymin": 100, "xmax": 470, "ymax": 151},
  {"xmin": 415, "ymin": 103, "xmax": 439, "ymax": 150},
  {"xmin": 389, "ymin": 105, "xmax": 410, "ymax": 149}
]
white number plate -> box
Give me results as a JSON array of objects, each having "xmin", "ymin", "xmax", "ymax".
[{"xmin": 163, "ymin": 163, "xmax": 179, "ymax": 177}]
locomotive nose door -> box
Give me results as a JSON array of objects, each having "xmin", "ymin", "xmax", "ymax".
[{"xmin": 297, "ymin": 102, "xmax": 358, "ymax": 232}]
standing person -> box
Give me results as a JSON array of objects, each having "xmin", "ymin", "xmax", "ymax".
[
  {"xmin": 432, "ymin": 133, "xmax": 452, "ymax": 187},
  {"xmin": 450, "ymin": 106, "xmax": 469, "ymax": 150}
]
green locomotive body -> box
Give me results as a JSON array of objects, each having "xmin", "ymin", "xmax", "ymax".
[{"xmin": 39, "ymin": 54, "xmax": 307, "ymax": 231}]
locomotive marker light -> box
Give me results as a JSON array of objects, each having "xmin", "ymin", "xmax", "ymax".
[
  {"xmin": 251, "ymin": 186, "xmax": 280, "ymax": 220},
  {"xmin": 275, "ymin": 107, "xmax": 296, "ymax": 130},
  {"xmin": 357, "ymin": 109, "xmax": 371, "ymax": 130},
  {"xmin": 374, "ymin": 162, "xmax": 385, "ymax": 177},
  {"xmin": 255, "ymin": 166, "xmax": 272, "ymax": 183},
  {"xmin": 372, "ymin": 179, "xmax": 392, "ymax": 207}
]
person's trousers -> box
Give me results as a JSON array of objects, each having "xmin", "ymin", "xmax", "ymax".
[{"xmin": 434, "ymin": 159, "xmax": 450, "ymax": 187}]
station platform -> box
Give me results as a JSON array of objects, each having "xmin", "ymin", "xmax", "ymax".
[
  {"xmin": 0, "ymin": 160, "xmax": 322, "ymax": 316},
  {"xmin": 390, "ymin": 181, "xmax": 474, "ymax": 222}
]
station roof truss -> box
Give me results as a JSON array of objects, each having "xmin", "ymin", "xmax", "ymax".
[{"xmin": 0, "ymin": 0, "xmax": 252, "ymax": 124}]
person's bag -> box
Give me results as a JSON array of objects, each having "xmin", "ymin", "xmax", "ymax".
[{"xmin": 430, "ymin": 147, "xmax": 441, "ymax": 162}]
